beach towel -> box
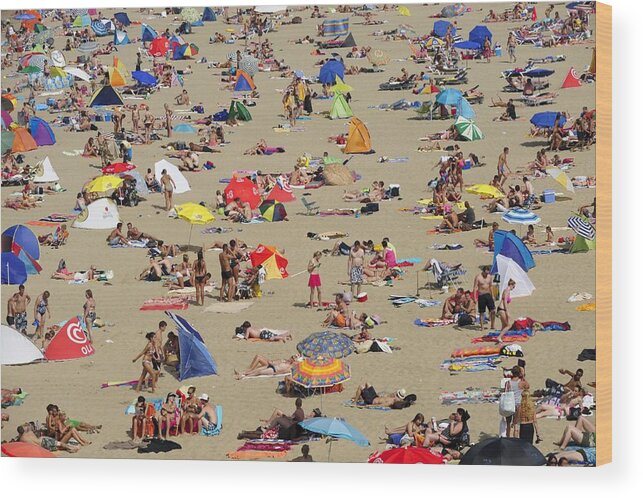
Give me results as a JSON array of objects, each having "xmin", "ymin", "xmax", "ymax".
[
  {"xmin": 26, "ymin": 220, "xmax": 60, "ymax": 227},
  {"xmin": 430, "ymin": 243, "xmax": 464, "ymax": 250},
  {"xmin": 576, "ymin": 303, "xmax": 596, "ymax": 312},
  {"xmin": 416, "ymin": 299, "xmax": 441, "ymax": 308},
  {"xmin": 439, "ymin": 388, "xmax": 501, "ymax": 406},
  {"xmin": 140, "ymin": 297, "xmax": 189, "ymax": 311},
  {"xmin": 1, "ymin": 390, "xmax": 28, "ymax": 408},
  {"xmin": 343, "ymin": 400, "xmax": 392, "ymax": 411},
  {"xmin": 168, "ymin": 285, "xmax": 215, "ymax": 295},
  {"xmin": 205, "ymin": 301, "xmax": 254, "ymax": 314},
  {"xmin": 201, "ymin": 227, "xmax": 233, "ymax": 235},
  {"xmin": 226, "ymin": 450, "xmax": 288, "ymax": 460},
  {"xmin": 101, "ymin": 380, "xmax": 140, "ymax": 389},
  {"xmin": 471, "ymin": 332, "xmax": 501, "ymax": 343},
  {"xmin": 414, "ymin": 318, "xmax": 455, "ymax": 328},
  {"xmin": 318, "ymin": 209, "xmax": 357, "ymax": 216},
  {"xmin": 378, "ymin": 157, "xmax": 409, "ymax": 163},
  {"xmin": 241, "ymin": 218, "xmax": 265, "ymax": 224},
  {"xmin": 237, "ymin": 441, "xmax": 293, "ymax": 452}
]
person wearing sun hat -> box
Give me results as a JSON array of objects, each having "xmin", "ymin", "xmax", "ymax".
[
  {"xmin": 352, "ymin": 383, "xmax": 417, "ymax": 408},
  {"xmin": 197, "ymin": 393, "xmax": 218, "ymax": 435}
]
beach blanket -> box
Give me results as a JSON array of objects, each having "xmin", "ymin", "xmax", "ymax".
[
  {"xmin": 140, "ymin": 297, "xmax": 189, "ymax": 311},
  {"xmin": 441, "ymin": 356, "xmax": 502, "ymax": 373},
  {"xmin": 342, "ymin": 400, "xmax": 392, "ymax": 411},
  {"xmin": 168, "ymin": 285, "xmax": 215, "ymax": 295},
  {"xmin": 41, "ymin": 214, "xmax": 76, "ymax": 222},
  {"xmin": 226, "ymin": 450, "xmax": 288, "ymax": 460},
  {"xmin": 471, "ymin": 332, "xmax": 501, "ymax": 343},
  {"xmin": 431, "ymin": 243, "xmax": 464, "ymax": 250},
  {"xmin": 439, "ymin": 388, "xmax": 501, "ymax": 406},
  {"xmin": 241, "ymin": 218, "xmax": 265, "ymax": 224},
  {"xmin": 318, "ymin": 209, "xmax": 357, "ymax": 216},
  {"xmin": 237, "ymin": 441, "xmax": 293, "ymax": 452},
  {"xmin": 101, "ymin": 380, "xmax": 140, "ymax": 389},
  {"xmin": 378, "ymin": 157, "xmax": 409, "ymax": 163},
  {"xmin": 1, "ymin": 390, "xmax": 28, "ymax": 409},
  {"xmin": 26, "ymin": 220, "xmax": 60, "ymax": 227},
  {"xmin": 205, "ymin": 301, "xmax": 254, "ymax": 314},
  {"xmin": 414, "ymin": 318, "xmax": 455, "ymax": 328}
]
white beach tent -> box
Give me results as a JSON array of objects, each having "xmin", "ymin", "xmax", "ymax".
[
  {"xmin": 154, "ymin": 159, "xmax": 191, "ymax": 194},
  {"xmin": 72, "ymin": 198, "xmax": 120, "ymax": 230},
  {"xmin": 496, "ymin": 254, "xmax": 535, "ymax": 299},
  {"xmin": 1, "ymin": 325, "xmax": 44, "ymax": 365},
  {"xmin": 33, "ymin": 156, "xmax": 59, "ymax": 183}
]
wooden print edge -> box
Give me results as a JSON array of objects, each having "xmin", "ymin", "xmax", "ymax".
[{"xmin": 596, "ymin": 1, "xmax": 612, "ymax": 466}]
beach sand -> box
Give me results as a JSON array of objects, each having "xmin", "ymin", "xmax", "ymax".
[{"xmin": 1, "ymin": 3, "xmax": 596, "ymax": 462}]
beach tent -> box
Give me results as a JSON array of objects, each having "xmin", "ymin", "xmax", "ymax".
[
  {"xmin": 469, "ymin": 25, "xmax": 493, "ymax": 47},
  {"xmin": 154, "ymin": 159, "xmax": 190, "ymax": 194},
  {"xmin": 561, "ymin": 67, "xmax": 582, "ymax": 88},
  {"xmin": 108, "ymin": 67, "xmax": 128, "ymax": 87},
  {"xmin": 1, "ymin": 325, "xmax": 44, "ymax": 365},
  {"xmin": 321, "ymin": 18, "xmax": 350, "ymax": 37},
  {"xmin": 165, "ymin": 312, "xmax": 218, "ymax": 380},
  {"xmin": 228, "ymin": 100, "xmax": 252, "ymax": 121},
  {"xmin": 344, "ymin": 117, "xmax": 374, "ymax": 154},
  {"xmin": 491, "ymin": 230, "xmax": 535, "ymax": 273},
  {"xmin": 496, "ymin": 255, "xmax": 535, "ymax": 299},
  {"xmin": 433, "ymin": 20, "xmax": 456, "ymax": 38},
  {"xmin": 329, "ymin": 93, "xmax": 353, "ymax": 119},
  {"xmin": 234, "ymin": 70, "xmax": 256, "ymax": 92},
  {"xmin": 11, "ymin": 128, "xmax": 38, "ymax": 153},
  {"xmin": 33, "ymin": 156, "xmax": 59, "ymax": 183},
  {"xmin": 28, "ymin": 116, "xmax": 56, "ymax": 146},
  {"xmin": 114, "ymin": 30, "xmax": 130, "ymax": 45},
  {"xmin": 341, "ymin": 33, "xmax": 357, "ymax": 48},
  {"xmin": 89, "ymin": 85, "xmax": 124, "ymax": 107},
  {"xmin": 123, "ymin": 170, "xmax": 150, "ymax": 195},
  {"xmin": 202, "ymin": 7, "xmax": 217, "ymax": 21},
  {"xmin": 319, "ymin": 59, "xmax": 345, "ymax": 85},
  {"xmin": 114, "ymin": 12, "xmax": 131, "ymax": 27},
  {"xmin": 72, "ymin": 14, "xmax": 91, "ymax": 28},
  {"xmin": 141, "ymin": 24, "xmax": 158, "ymax": 42},
  {"xmin": 570, "ymin": 235, "xmax": 595, "ymax": 253},
  {"xmin": 224, "ymin": 176, "xmax": 261, "ymax": 209},
  {"xmin": 2, "ymin": 224, "xmax": 41, "ymax": 275},
  {"xmin": 149, "ymin": 37, "xmax": 170, "ymax": 57},
  {"xmin": 44, "ymin": 317, "xmax": 95, "ymax": 361},
  {"xmin": 1, "ymin": 131, "xmax": 15, "ymax": 155},
  {"xmin": 73, "ymin": 198, "xmax": 120, "ymax": 230},
  {"xmin": 1, "ymin": 110, "xmax": 12, "ymax": 129},
  {"xmin": 1, "ymin": 252, "xmax": 27, "ymax": 285}
]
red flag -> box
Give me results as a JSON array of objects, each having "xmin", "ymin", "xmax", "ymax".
[
  {"xmin": 561, "ymin": 68, "xmax": 582, "ymax": 89},
  {"xmin": 44, "ymin": 317, "xmax": 95, "ymax": 360},
  {"xmin": 531, "ymin": 7, "xmax": 537, "ymax": 21}
]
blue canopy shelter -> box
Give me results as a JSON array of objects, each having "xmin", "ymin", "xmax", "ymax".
[
  {"xmin": 114, "ymin": 30, "xmax": 130, "ymax": 45},
  {"xmin": 1, "ymin": 252, "xmax": 27, "ymax": 285},
  {"xmin": 318, "ymin": 59, "xmax": 345, "ymax": 85},
  {"xmin": 530, "ymin": 112, "xmax": 567, "ymax": 129},
  {"xmin": 166, "ymin": 312, "xmax": 217, "ymax": 381},
  {"xmin": 2, "ymin": 225, "xmax": 41, "ymax": 276},
  {"xmin": 114, "ymin": 12, "xmax": 131, "ymax": 26},
  {"xmin": 29, "ymin": 116, "xmax": 56, "ymax": 146},
  {"xmin": 469, "ymin": 25, "xmax": 493, "ymax": 47},
  {"xmin": 433, "ymin": 20, "xmax": 456, "ymax": 38},
  {"xmin": 131, "ymin": 70, "xmax": 158, "ymax": 87},
  {"xmin": 202, "ymin": 7, "xmax": 217, "ymax": 21},
  {"xmin": 89, "ymin": 85, "xmax": 124, "ymax": 107},
  {"xmin": 491, "ymin": 230, "xmax": 535, "ymax": 273},
  {"xmin": 523, "ymin": 68, "xmax": 555, "ymax": 78},
  {"xmin": 141, "ymin": 24, "xmax": 158, "ymax": 42}
]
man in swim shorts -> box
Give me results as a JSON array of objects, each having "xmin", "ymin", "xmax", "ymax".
[
  {"xmin": 348, "ymin": 240, "xmax": 364, "ymax": 297},
  {"xmin": 473, "ymin": 266, "xmax": 496, "ymax": 331}
]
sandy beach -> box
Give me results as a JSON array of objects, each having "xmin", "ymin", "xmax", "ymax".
[{"xmin": 1, "ymin": 3, "xmax": 597, "ymax": 463}]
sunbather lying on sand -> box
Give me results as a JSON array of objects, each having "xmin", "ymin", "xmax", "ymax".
[
  {"xmin": 235, "ymin": 354, "xmax": 302, "ymax": 379},
  {"xmin": 352, "ymin": 383, "xmax": 415, "ymax": 408},
  {"xmin": 51, "ymin": 266, "xmax": 98, "ymax": 281},
  {"xmin": 233, "ymin": 321, "xmax": 292, "ymax": 342}
]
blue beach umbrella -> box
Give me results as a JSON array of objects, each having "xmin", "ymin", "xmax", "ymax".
[
  {"xmin": 453, "ymin": 40, "xmax": 481, "ymax": 50},
  {"xmin": 530, "ymin": 112, "xmax": 567, "ymax": 129},
  {"xmin": 299, "ymin": 417, "xmax": 369, "ymax": 461},
  {"xmin": 297, "ymin": 331, "xmax": 355, "ymax": 359},
  {"xmin": 436, "ymin": 88, "xmax": 463, "ymax": 106},
  {"xmin": 91, "ymin": 20, "xmax": 109, "ymax": 37},
  {"xmin": 523, "ymin": 68, "xmax": 555, "ymax": 78},
  {"xmin": 502, "ymin": 208, "xmax": 541, "ymax": 225}
]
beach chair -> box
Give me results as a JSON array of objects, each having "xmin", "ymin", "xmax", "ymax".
[
  {"xmin": 378, "ymin": 75, "xmax": 416, "ymax": 91},
  {"xmin": 301, "ymin": 197, "xmax": 319, "ymax": 216},
  {"xmin": 430, "ymin": 258, "xmax": 465, "ymax": 289}
]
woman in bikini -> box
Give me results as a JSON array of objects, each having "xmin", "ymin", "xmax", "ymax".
[
  {"xmin": 133, "ymin": 332, "xmax": 158, "ymax": 393},
  {"xmin": 82, "ymin": 289, "xmax": 96, "ymax": 343},
  {"xmin": 192, "ymin": 250, "xmax": 207, "ymax": 306},
  {"xmin": 497, "ymin": 279, "xmax": 516, "ymax": 333},
  {"xmin": 160, "ymin": 169, "xmax": 176, "ymax": 211},
  {"xmin": 33, "ymin": 291, "xmax": 51, "ymax": 339},
  {"xmin": 158, "ymin": 393, "xmax": 180, "ymax": 439}
]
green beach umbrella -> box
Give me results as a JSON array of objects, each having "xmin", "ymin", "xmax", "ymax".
[
  {"xmin": 2, "ymin": 131, "xmax": 15, "ymax": 155},
  {"xmin": 19, "ymin": 66, "xmax": 41, "ymax": 74},
  {"xmin": 454, "ymin": 116, "xmax": 483, "ymax": 141}
]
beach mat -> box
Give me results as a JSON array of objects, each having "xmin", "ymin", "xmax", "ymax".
[
  {"xmin": 342, "ymin": 400, "xmax": 391, "ymax": 411},
  {"xmin": 140, "ymin": 297, "xmax": 189, "ymax": 311},
  {"xmin": 204, "ymin": 301, "xmax": 254, "ymax": 314}
]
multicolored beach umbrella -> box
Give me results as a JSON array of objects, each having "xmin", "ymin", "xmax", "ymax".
[
  {"xmin": 239, "ymin": 55, "xmax": 259, "ymax": 77},
  {"xmin": 502, "ymin": 208, "xmax": 541, "ymax": 225},
  {"xmin": 259, "ymin": 200, "xmax": 288, "ymax": 222},
  {"xmin": 249, "ymin": 245, "xmax": 288, "ymax": 280},
  {"xmin": 454, "ymin": 116, "xmax": 483, "ymax": 141},
  {"xmin": 297, "ymin": 331, "xmax": 355, "ymax": 359},
  {"xmin": 291, "ymin": 357, "xmax": 351, "ymax": 388}
]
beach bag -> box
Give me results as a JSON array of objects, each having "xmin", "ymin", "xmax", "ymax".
[
  {"xmin": 457, "ymin": 313, "xmax": 474, "ymax": 327},
  {"xmin": 499, "ymin": 391, "xmax": 516, "ymax": 417},
  {"xmin": 566, "ymin": 407, "xmax": 581, "ymax": 421}
]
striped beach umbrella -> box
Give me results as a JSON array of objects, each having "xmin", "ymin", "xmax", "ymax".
[
  {"xmin": 77, "ymin": 41, "xmax": 99, "ymax": 53},
  {"xmin": 19, "ymin": 53, "xmax": 48, "ymax": 71},
  {"xmin": 291, "ymin": 357, "xmax": 351, "ymax": 388},
  {"xmin": 297, "ymin": 331, "xmax": 355, "ymax": 359},
  {"xmin": 259, "ymin": 199, "xmax": 288, "ymax": 222},
  {"xmin": 91, "ymin": 20, "xmax": 109, "ymax": 37},
  {"xmin": 249, "ymin": 245, "xmax": 288, "ymax": 280},
  {"xmin": 239, "ymin": 55, "xmax": 259, "ymax": 76},
  {"xmin": 502, "ymin": 208, "xmax": 541, "ymax": 225},
  {"xmin": 454, "ymin": 116, "xmax": 484, "ymax": 141},
  {"xmin": 567, "ymin": 216, "xmax": 595, "ymax": 241}
]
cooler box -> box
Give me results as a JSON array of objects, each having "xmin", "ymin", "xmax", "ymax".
[
  {"xmin": 463, "ymin": 159, "xmax": 472, "ymax": 170},
  {"xmin": 542, "ymin": 189, "xmax": 556, "ymax": 203},
  {"xmin": 494, "ymin": 46, "xmax": 502, "ymax": 57},
  {"xmin": 104, "ymin": 111, "xmax": 113, "ymax": 122}
]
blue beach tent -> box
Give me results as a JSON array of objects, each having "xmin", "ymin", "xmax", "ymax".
[
  {"xmin": 141, "ymin": 24, "xmax": 158, "ymax": 42},
  {"xmin": 166, "ymin": 312, "xmax": 217, "ymax": 380},
  {"xmin": 202, "ymin": 7, "xmax": 217, "ymax": 21},
  {"xmin": 1, "ymin": 252, "xmax": 27, "ymax": 285},
  {"xmin": 491, "ymin": 230, "xmax": 535, "ymax": 273},
  {"xmin": 114, "ymin": 12, "xmax": 131, "ymax": 27}
]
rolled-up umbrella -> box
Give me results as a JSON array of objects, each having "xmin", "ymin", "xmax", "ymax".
[
  {"xmin": 297, "ymin": 331, "xmax": 354, "ymax": 359},
  {"xmin": 502, "ymin": 208, "xmax": 541, "ymax": 225},
  {"xmin": 567, "ymin": 215, "xmax": 596, "ymax": 240},
  {"xmin": 460, "ymin": 437, "xmax": 546, "ymax": 466},
  {"xmin": 77, "ymin": 41, "xmax": 99, "ymax": 53}
]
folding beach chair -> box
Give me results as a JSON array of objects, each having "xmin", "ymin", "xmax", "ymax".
[
  {"xmin": 301, "ymin": 197, "xmax": 319, "ymax": 216},
  {"xmin": 430, "ymin": 258, "xmax": 465, "ymax": 289}
]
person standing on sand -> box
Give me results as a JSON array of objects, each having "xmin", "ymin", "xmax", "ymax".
[
  {"xmin": 219, "ymin": 243, "xmax": 235, "ymax": 302},
  {"xmin": 507, "ymin": 32, "xmax": 517, "ymax": 64},
  {"xmin": 307, "ymin": 251, "xmax": 322, "ymax": 308},
  {"xmin": 143, "ymin": 107, "xmax": 154, "ymax": 144},
  {"xmin": 7, "ymin": 284, "xmax": 30, "ymax": 335},
  {"xmin": 133, "ymin": 332, "xmax": 158, "ymax": 393},
  {"xmin": 348, "ymin": 241, "xmax": 364, "ymax": 297},
  {"xmin": 153, "ymin": 320, "xmax": 167, "ymax": 363},
  {"xmin": 498, "ymin": 147, "xmax": 512, "ymax": 188},
  {"xmin": 33, "ymin": 291, "xmax": 51, "ymax": 339},
  {"xmin": 82, "ymin": 289, "xmax": 96, "ymax": 342},
  {"xmin": 164, "ymin": 103, "xmax": 173, "ymax": 138},
  {"xmin": 130, "ymin": 104, "xmax": 140, "ymax": 134},
  {"xmin": 160, "ymin": 169, "xmax": 176, "ymax": 211},
  {"xmin": 473, "ymin": 266, "xmax": 495, "ymax": 331},
  {"xmin": 193, "ymin": 250, "xmax": 208, "ymax": 306}
]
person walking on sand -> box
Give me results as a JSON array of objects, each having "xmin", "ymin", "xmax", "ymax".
[
  {"xmin": 473, "ymin": 266, "xmax": 495, "ymax": 331},
  {"xmin": 498, "ymin": 147, "xmax": 512, "ymax": 188},
  {"xmin": 164, "ymin": 103, "xmax": 173, "ymax": 138},
  {"xmin": 143, "ymin": 107, "xmax": 154, "ymax": 144},
  {"xmin": 33, "ymin": 291, "xmax": 51, "ymax": 339},
  {"xmin": 7, "ymin": 284, "xmax": 30, "ymax": 335},
  {"xmin": 348, "ymin": 241, "xmax": 364, "ymax": 298},
  {"xmin": 307, "ymin": 251, "xmax": 322, "ymax": 308},
  {"xmin": 133, "ymin": 332, "xmax": 158, "ymax": 393},
  {"xmin": 497, "ymin": 279, "xmax": 516, "ymax": 333},
  {"xmin": 160, "ymin": 169, "xmax": 176, "ymax": 211},
  {"xmin": 193, "ymin": 250, "xmax": 208, "ymax": 306},
  {"xmin": 82, "ymin": 289, "xmax": 96, "ymax": 342},
  {"xmin": 507, "ymin": 32, "xmax": 517, "ymax": 64}
]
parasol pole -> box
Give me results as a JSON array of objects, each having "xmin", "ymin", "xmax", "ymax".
[
  {"xmin": 188, "ymin": 223, "xmax": 193, "ymax": 248},
  {"xmin": 327, "ymin": 438, "xmax": 333, "ymax": 462}
]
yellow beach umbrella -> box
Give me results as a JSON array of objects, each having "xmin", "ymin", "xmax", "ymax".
[
  {"xmin": 331, "ymin": 76, "xmax": 353, "ymax": 95},
  {"xmin": 50, "ymin": 67, "xmax": 66, "ymax": 78},
  {"xmin": 87, "ymin": 175, "xmax": 123, "ymax": 193},
  {"xmin": 398, "ymin": 6, "xmax": 411, "ymax": 16},
  {"xmin": 175, "ymin": 202, "xmax": 215, "ymax": 246},
  {"xmin": 546, "ymin": 168, "xmax": 575, "ymax": 193},
  {"xmin": 466, "ymin": 184, "xmax": 504, "ymax": 199}
]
